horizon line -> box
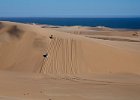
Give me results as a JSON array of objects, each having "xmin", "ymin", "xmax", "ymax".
[{"xmin": 0, "ymin": 16, "xmax": 140, "ymax": 18}]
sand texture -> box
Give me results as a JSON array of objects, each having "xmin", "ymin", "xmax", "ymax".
[{"xmin": 0, "ymin": 21, "xmax": 140, "ymax": 100}]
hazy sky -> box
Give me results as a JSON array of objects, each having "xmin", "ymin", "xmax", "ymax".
[{"xmin": 0, "ymin": 0, "xmax": 140, "ymax": 17}]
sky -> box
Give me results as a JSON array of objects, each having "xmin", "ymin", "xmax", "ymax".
[{"xmin": 0, "ymin": 0, "xmax": 140, "ymax": 17}]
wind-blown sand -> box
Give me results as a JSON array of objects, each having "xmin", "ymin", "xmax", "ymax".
[{"xmin": 0, "ymin": 21, "xmax": 140, "ymax": 100}]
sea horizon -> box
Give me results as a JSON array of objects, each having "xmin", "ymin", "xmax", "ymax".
[{"xmin": 0, "ymin": 17, "xmax": 140, "ymax": 29}]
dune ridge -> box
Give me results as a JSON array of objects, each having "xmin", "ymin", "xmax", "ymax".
[{"xmin": 0, "ymin": 21, "xmax": 140, "ymax": 75}]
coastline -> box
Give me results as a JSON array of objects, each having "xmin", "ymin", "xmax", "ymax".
[{"xmin": 0, "ymin": 17, "xmax": 140, "ymax": 29}]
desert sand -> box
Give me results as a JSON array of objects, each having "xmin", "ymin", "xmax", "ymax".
[{"xmin": 0, "ymin": 21, "xmax": 140, "ymax": 100}]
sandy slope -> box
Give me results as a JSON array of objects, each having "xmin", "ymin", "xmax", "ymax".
[
  {"xmin": 0, "ymin": 21, "xmax": 140, "ymax": 75},
  {"xmin": 0, "ymin": 21, "xmax": 140, "ymax": 100}
]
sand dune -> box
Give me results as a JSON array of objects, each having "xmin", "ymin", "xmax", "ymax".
[
  {"xmin": 0, "ymin": 21, "xmax": 140, "ymax": 75},
  {"xmin": 0, "ymin": 21, "xmax": 140, "ymax": 100},
  {"xmin": 54, "ymin": 25, "xmax": 140, "ymax": 37}
]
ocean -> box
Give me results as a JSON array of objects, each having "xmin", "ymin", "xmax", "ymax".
[{"xmin": 0, "ymin": 17, "xmax": 140, "ymax": 29}]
